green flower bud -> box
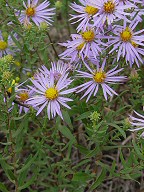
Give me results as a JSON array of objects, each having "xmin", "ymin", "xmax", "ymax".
[
  {"xmin": 55, "ymin": 1, "xmax": 62, "ymax": 9},
  {"xmin": 39, "ymin": 22, "xmax": 49, "ymax": 31},
  {"xmin": 123, "ymin": 117, "xmax": 131, "ymax": 129}
]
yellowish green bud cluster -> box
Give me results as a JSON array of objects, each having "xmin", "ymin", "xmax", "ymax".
[
  {"xmin": 0, "ymin": 54, "xmax": 14, "ymax": 65},
  {"xmin": 0, "ymin": 55, "xmax": 14, "ymax": 86},
  {"xmin": 89, "ymin": 111, "xmax": 101, "ymax": 123},
  {"xmin": 1, "ymin": 71, "xmax": 13, "ymax": 82}
]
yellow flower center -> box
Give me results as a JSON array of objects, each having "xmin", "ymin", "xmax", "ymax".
[
  {"xmin": 0, "ymin": 40, "xmax": 8, "ymax": 50},
  {"xmin": 45, "ymin": 87, "xmax": 58, "ymax": 100},
  {"xmin": 19, "ymin": 92, "xmax": 29, "ymax": 102},
  {"xmin": 93, "ymin": 70, "xmax": 106, "ymax": 83},
  {"xmin": 85, "ymin": 5, "xmax": 98, "ymax": 15},
  {"xmin": 76, "ymin": 42, "xmax": 85, "ymax": 51},
  {"xmin": 104, "ymin": 1, "xmax": 115, "ymax": 13},
  {"xmin": 131, "ymin": 41, "xmax": 137, "ymax": 48},
  {"xmin": 26, "ymin": 7, "xmax": 35, "ymax": 17},
  {"xmin": 81, "ymin": 30, "xmax": 95, "ymax": 42},
  {"xmin": 120, "ymin": 27, "xmax": 132, "ymax": 42}
]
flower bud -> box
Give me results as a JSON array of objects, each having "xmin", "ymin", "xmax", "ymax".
[
  {"xmin": 39, "ymin": 22, "xmax": 49, "ymax": 30},
  {"xmin": 89, "ymin": 111, "xmax": 101, "ymax": 123},
  {"xmin": 14, "ymin": 60, "xmax": 21, "ymax": 67},
  {"xmin": 130, "ymin": 68, "xmax": 139, "ymax": 80},
  {"xmin": 55, "ymin": 1, "xmax": 62, "ymax": 9}
]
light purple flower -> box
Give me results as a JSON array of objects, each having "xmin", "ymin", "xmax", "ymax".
[
  {"xmin": 76, "ymin": 59, "xmax": 127, "ymax": 101},
  {"xmin": 129, "ymin": 111, "xmax": 144, "ymax": 138},
  {"xmin": 70, "ymin": 0, "xmax": 99, "ymax": 32},
  {"xmin": 108, "ymin": 20, "xmax": 144, "ymax": 67},
  {"xmin": 27, "ymin": 73, "xmax": 75, "ymax": 119},
  {"xmin": 89, "ymin": 0, "xmax": 133, "ymax": 26},
  {"xmin": 18, "ymin": 0, "xmax": 55, "ymax": 26},
  {"xmin": 59, "ymin": 27, "xmax": 105, "ymax": 61},
  {"xmin": 16, "ymin": 87, "xmax": 34, "ymax": 114},
  {"xmin": 39, "ymin": 60, "xmax": 70, "ymax": 81}
]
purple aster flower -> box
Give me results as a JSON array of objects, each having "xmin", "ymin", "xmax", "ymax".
[
  {"xmin": 76, "ymin": 59, "xmax": 127, "ymax": 101},
  {"xmin": 18, "ymin": 0, "xmax": 55, "ymax": 26},
  {"xmin": 108, "ymin": 20, "xmax": 144, "ymax": 67},
  {"xmin": 27, "ymin": 73, "xmax": 75, "ymax": 119},
  {"xmin": 59, "ymin": 27, "xmax": 105, "ymax": 61},
  {"xmin": 70, "ymin": 0, "xmax": 99, "ymax": 32},
  {"xmin": 89, "ymin": 0, "xmax": 133, "ymax": 26},
  {"xmin": 16, "ymin": 87, "xmax": 34, "ymax": 114},
  {"xmin": 129, "ymin": 111, "xmax": 144, "ymax": 138},
  {"xmin": 39, "ymin": 60, "xmax": 70, "ymax": 81}
]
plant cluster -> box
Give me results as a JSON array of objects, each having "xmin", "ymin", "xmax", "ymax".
[{"xmin": 0, "ymin": 0, "xmax": 144, "ymax": 191}]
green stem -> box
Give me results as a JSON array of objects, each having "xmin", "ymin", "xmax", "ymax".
[
  {"xmin": 3, "ymin": 86, "xmax": 19, "ymax": 192},
  {"xmin": 46, "ymin": 32, "xmax": 59, "ymax": 59}
]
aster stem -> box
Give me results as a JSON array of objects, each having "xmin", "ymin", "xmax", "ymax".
[
  {"xmin": 46, "ymin": 32, "xmax": 59, "ymax": 59},
  {"xmin": 3, "ymin": 86, "xmax": 19, "ymax": 192}
]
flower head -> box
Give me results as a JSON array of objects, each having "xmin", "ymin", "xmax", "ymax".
[
  {"xmin": 70, "ymin": 0, "xmax": 99, "ymax": 32},
  {"xmin": 76, "ymin": 59, "xmax": 127, "ymax": 101},
  {"xmin": 89, "ymin": 0, "xmax": 133, "ymax": 26},
  {"xmin": 39, "ymin": 61, "xmax": 70, "ymax": 81},
  {"xmin": 59, "ymin": 27, "xmax": 105, "ymax": 61},
  {"xmin": 16, "ymin": 87, "xmax": 34, "ymax": 114},
  {"xmin": 18, "ymin": 0, "xmax": 55, "ymax": 26},
  {"xmin": 108, "ymin": 20, "xmax": 144, "ymax": 67},
  {"xmin": 27, "ymin": 72, "xmax": 75, "ymax": 119}
]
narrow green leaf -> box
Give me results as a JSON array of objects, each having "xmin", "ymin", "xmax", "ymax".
[
  {"xmin": 58, "ymin": 125, "xmax": 76, "ymax": 143},
  {"xmin": 0, "ymin": 156, "xmax": 16, "ymax": 183},
  {"xmin": 13, "ymin": 121, "xmax": 25, "ymax": 138},
  {"xmin": 75, "ymin": 111, "xmax": 91, "ymax": 121},
  {"xmin": 62, "ymin": 110, "xmax": 73, "ymax": 129},
  {"xmin": 10, "ymin": 33, "xmax": 22, "ymax": 50},
  {"xmin": 12, "ymin": 113, "xmax": 27, "ymax": 121},
  {"xmin": 76, "ymin": 145, "xmax": 90, "ymax": 155},
  {"xmin": 120, "ymin": 150, "xmax": 126, "ymax": 166},
  {"xmin": 85, "ymin": 148, "xmax": 100, "ymax": 158},
  {"xmin": 0, "ymin": 183, "xmax": 9, "ymax": 192},
  {"xmin": 72, "ymin": 159, "xmax": 91, "ymax": 169},
  {"xmin": 72, "ymin": 172, "xmax": 91, "ymax": 182},
  {"xmin": 89, "ymin": 169, "xmax": 106, "ymax": 190},
  {"xmin": 17, "ymin": 152, "xmax": 38, "ymax": 174},
  {"xmin": 132, "ymin": 140, "xmax": 144, "ymax": 160},
  {"xmin": 0, "ymin": 142, "xmax": 12, "ymax": 146},
  {"xmin": 18, "ymin": 169, "xmax": 38, "ymax": 190},
  {"xmin": 107, "ymin": 123, "xmax": 126, "ymax": 139}
]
